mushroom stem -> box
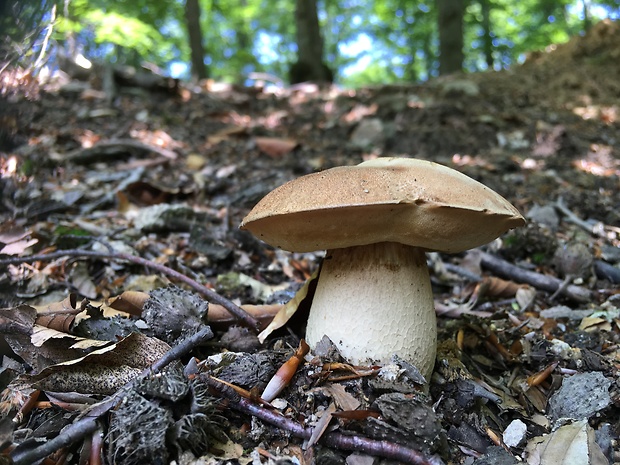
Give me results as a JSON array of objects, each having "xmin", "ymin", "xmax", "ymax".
[{"xmin": 305, "ymin": 242, "xmax": 436, "ymax": 380}]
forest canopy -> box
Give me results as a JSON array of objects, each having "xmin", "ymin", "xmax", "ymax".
[{"xmin": 1, "ymin": 0, "xmax": 619, "ymax": 87}]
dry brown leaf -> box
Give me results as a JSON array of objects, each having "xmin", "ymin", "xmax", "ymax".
[
  {"xmin": 524, "ymin": 420, "xmax": 608, "ymax": 465},
  {"xmin": 307, "ymin": 402, "xmax": 337, "ymax": 448},
  {"xmin": 33, "ymin": 294, "xmax": 79, "ymax": 314},
  {"xmin": 516, "ymin": 286, "xmax": 537, "ymax": 310},
  {"xmin": 0, "ymin": 238, "xmax": 38, "ymax": 255},
  {"xmin": 108, "ymin": 290, "xmax": 150, "ymax": 316},
  {"xmin": 255, "ymin": 136, "xmax": 298, "ymax": 158},
  {"xmin": 207, "ymin": 125, "xmax": 247, "ymax": 145},
  {"xmin": 33, "ymin": 294, "xmax": 81, "ymax": 332},
  {"xmin": 69, "ymin": 262, "xmax": 98, "ymax": 299},
  {"xmin": 0, "ymin": 222, "xmax": 30, "ymax": 244},
  {"xmin": 30, "ymin": 324, "xmax": 109, "ymax": 349},
  {"xmin": 207, "ymin": 303, "xmax": 282, "ymax": 330},
  {"xmin": 31, "ymin": 333, "xmax": 171, "ymax": 395},
  {"xmin": 35, "ymin": 312, "xmax": 75, "ymax": 333},
  {"xmin": 342, "ymin": 103, "xmax": 378, "ymax": 123},
  {"xmin": 0, "ymin": 222, "xmax": 38, "ymax": 255},
  {"xmin": 0, "ymin": 304, "xmax": 37, "ymax": 335},
  {"xmin": 579, "ymin": 316, "xmax": 612, "ymax": 332},
  {"xmin": 186, "ymin": 153, "xmax": 207, "ymax": 170},
  {"xmin": 475, "ymin": 276, "xmax": 524, "ymax": 300},
  {"xmin": 258, "ymin": 268, "xmax": 318, "ymax": 343},
  {"xmin": 325, "ymin": 383, "xmax": 361, "ymax": 411}
]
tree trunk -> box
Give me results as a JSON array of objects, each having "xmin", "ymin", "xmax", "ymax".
[
  {"xmin": 480, "ymin": 0, "xmax": 493, "ymax": 69},
  {"xmin": 185, "ymin": 0, "xmax": 208, "ymax": 80},
  {"xmin": 582, "ymin": 0, "xmax": 592, "ymax": 31},
  {"xmin": 290, "ymin": 0, "xmax": 332, "ymax": 84},
  {"xmin": 437, "ymin": 0, "xmax": 464, "ymax": 75}
]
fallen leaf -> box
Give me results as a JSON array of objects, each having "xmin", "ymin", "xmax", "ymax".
[
  {"xmin": 475, "ymin": 276, "xmax": 524, "ymax": 300},
  {"xmin": 524, "ymin": 420, "xmax": 607, "ymax": 465},
  {"xmin": 108, "ymin": 290, "xmax": 150, "ymax": 316},
  {"xmin": 326, "ymin": 383, "xmax": 361, "ymax": 411},
  {"xmin": 579, "ymin": 316, "xmax": 612, "ymax": 332},
  {"xmin": 30, "ymin": 324, "xmax": 108, "ymax": 348},
  {"xmin": 307, "ymin": 402, "xmax": 337, "ymax": 448},
  {"xmin": 258, "ymin": 269, "xmax": 317, "ymax": 343},
  {"xmin": 255, "ymin": 136, "xmax": 298, "ymax": 158},
  {"xmin": 207, "ymin": 125, "xmax": 247, "ymax": 145},
  {"xmin": 208, "ymin": 303, "xmax": 282, "ymax": 330},
  {"xmin": 70, "ymin": 262, "xmax": 98, "ymax": 299},
  {"xmin": 31, "ymin": 333, "xmax": 171, "ymax": 395},
  {"xmin": 0, "ymin": 238, "xmax": 38, "ymax": 255}
]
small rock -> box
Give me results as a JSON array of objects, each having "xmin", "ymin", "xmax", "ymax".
[
  {"xmin": 350, "ymin": 118, "xmax": 385, "ymax": 148},
  {"xmin": 540, "ymin": 305, "xmax": 592, "ymax": 320},
  {"xmin": 600, "ymin": 245, "xmax": 620, "ymax": 263},
  {"xmin": 553, "ymin": 242, "xmax": 593, "ymax": 279},
  {"xmin": 497, "ymin": 130, "xmax": 529, "ymax": 150},
  {"xmin": 503, "ymin": 419, "xmax": 527, "ymax": 448},
  {"xmin": 345, "ymin": 453, "xmax": 375, "ymax": 465},
  {"xmin": 548, "ymin": 372, "xmax": 611, "ymax": 422},
  {"xmin": 134, "ymin": 203, "xmax": 198, "ymax": 233},
  {"xmin": 527, "ymin": 203, "xmax": 560, "ymax": 230}
]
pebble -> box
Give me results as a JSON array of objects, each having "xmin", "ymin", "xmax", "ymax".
[
  {"xmin": 503, "ymin": 419, "xmax": 527, "ymax": 448},
  {"xmin": 548, "ymin": 371, "xmax": 611, "ymax": 422}
]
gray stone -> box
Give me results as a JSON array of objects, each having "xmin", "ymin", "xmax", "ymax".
[
  {"xmin": 502, "ymin": 419, "xmax": 527, "ymax": 448},
  {"xmin": 350, "ymin": 118, "xmax": 385, "ymax": 148},
  {"xmin": 548, "ymin": 372, "xmax": 611, "ymax": 422}
]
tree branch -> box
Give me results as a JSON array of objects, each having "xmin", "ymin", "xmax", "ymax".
[
  {"xmin": 0, "ymin": 249, "xmax": 261, "ymax": 330},
  {"xmin": 203, "ymin": 375, "xmax": 444, "ymax": 465}
]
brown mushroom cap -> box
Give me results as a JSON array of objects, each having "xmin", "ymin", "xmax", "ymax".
[{"xmin": 240, "ymin": 157, "xmax": 525, "ymax": 253}]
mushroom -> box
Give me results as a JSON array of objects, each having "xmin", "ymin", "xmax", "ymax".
[{"xmin": 240, "ymin": 157, "xmax": 525, "ymax": 380}]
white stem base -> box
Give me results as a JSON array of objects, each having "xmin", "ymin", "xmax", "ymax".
[{"xmin": 305, "ymin": 242, "xmax": 436, "ymax": 380}]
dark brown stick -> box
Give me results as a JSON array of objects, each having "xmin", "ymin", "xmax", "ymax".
[
  {"xmin": 65, "ymin": 138, "xmax": 178, "ymax": 164},
  {"xmin": 479, "ymin": 252, "xmax": 592, "ymax": 303},
  {"xmin": 203, "ymin": 375, "xmax": 444, "ymax": 465},
  {"xmin": 0, "ymin": 249, "xmax": 260, "ymax": 330}
]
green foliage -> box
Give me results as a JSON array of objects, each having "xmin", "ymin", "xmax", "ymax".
[
  {"xmin": 56, "ymin": 0, "xmax": 183, "ymax": 69},
  {"xmin": 1, "ymin": 0, "xmax": 61, "ymax": 66},
  {"xmin": 30, "ymin": 0, "xmax": 619, "ymax": 85},
  {"xmin": 340, "ymin": 61, "xmax": 402, "ymax": 87}
]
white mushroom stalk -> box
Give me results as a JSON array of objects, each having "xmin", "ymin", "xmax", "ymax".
[
  {"xmin": 240, "ymin": 157, "xmax": 525, "ymax": 383},
  {"xmin": 305, "ymin": 242, "xmax": 436, "ymax": 378}
]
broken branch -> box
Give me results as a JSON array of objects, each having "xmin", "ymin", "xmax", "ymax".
[
  {"xmin": 479, "ymin": 252, "xmax": 592, "ymax": 303},
  {"xmin": 0, "ymin": 249, "xmax": 261, "ymax": 330},
  {"xmin": 203, "ymin": 375, "xmax": 444, "ymax": 465}
]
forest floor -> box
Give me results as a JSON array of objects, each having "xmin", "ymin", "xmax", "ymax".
[{"xmin": 0, "ymin": 19, "xmax": 619, "ymax": 465}]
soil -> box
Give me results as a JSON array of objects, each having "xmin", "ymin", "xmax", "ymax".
[{"xmin": 0, "ymin": 19, "xmax": 619, "ymax": 465}]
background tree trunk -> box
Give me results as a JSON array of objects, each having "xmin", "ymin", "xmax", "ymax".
[
  {"xmin": 290, "ymin": 0, "xmax": 332, "ymax": 83},
  {"xmin": 480, "ymin": 0, "xmax": 493, "ymax": 69},
  {"xmin": 437, "ymin": 0, "xmax": 464, "ymax": 75},
  {"xmin": 185, "ymin": 0, "xmax": 208, "ymax": 80}
]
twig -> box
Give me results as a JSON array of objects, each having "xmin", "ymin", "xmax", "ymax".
[
  {"xmin": 479, "ymin": 252, "xmax": 592, "ymax": 303},
  {"xmin": 10, "ymin": 326, "xmax": 214, "ymax": 465},
  {"xmin": 554, "ymin": 197, "xmax": 605, "ymax": 237},
  {"xmin": 0, "ymin": 249, "xmax": 261, "ymax": 330},
  {"xmin": 65, "ymin": 138, "xmax": 178, "ymax": 164},
  {"xmin": 151, "ymin": 326, "xmax": 213, "ymax": 372},
  {"xmin": 32, "ymin": 4, "xmax": 56, "ymax": 71},
  {"xmin": 203, "ymin": 375, "xmax": 444, "ymax": 465}
]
